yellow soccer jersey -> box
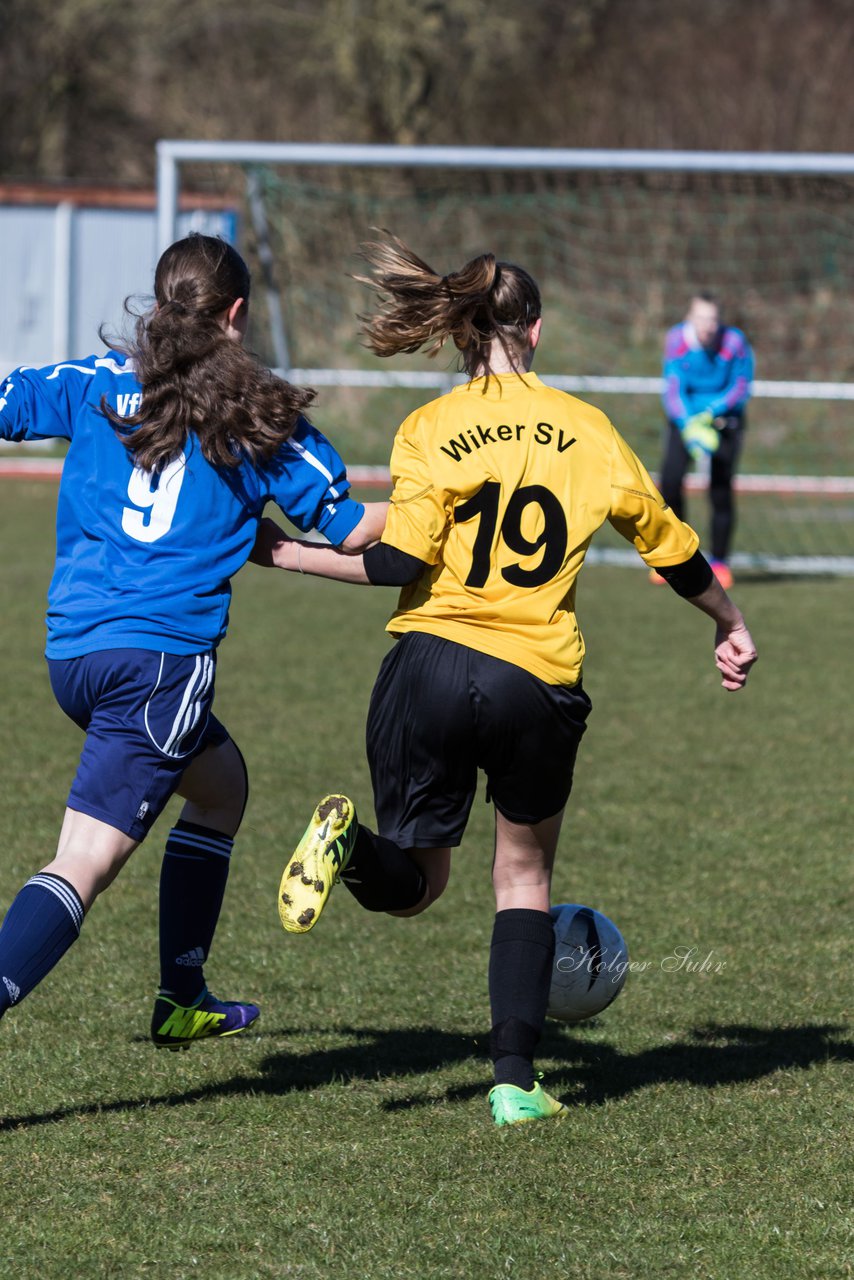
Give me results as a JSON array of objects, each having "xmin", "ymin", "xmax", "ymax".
[{"xmin": 381, "ymin": 372, "xmax": 699, "ymax": 686}]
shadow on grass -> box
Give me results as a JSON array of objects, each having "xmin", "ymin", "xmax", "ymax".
[
  {"xmin": 383, "ymin": 1020, "xmax": 854, "ymax": 1111},
  {"xmin": 1, "ymin": 1021, "xmax": 850, "ymax": 1130},
  {"xmin": 544, "ymin": 1020, "xmax": 854, "ymax": 1106}
]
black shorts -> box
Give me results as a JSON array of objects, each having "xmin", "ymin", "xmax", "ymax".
[{"xmin": 366, "ymin": 631, "xmax": 592, "ymax": 848}]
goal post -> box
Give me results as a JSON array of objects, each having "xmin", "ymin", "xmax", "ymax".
[{"xmin": 155, "ymin": 142, "xmax": 854, "ymax": 574}]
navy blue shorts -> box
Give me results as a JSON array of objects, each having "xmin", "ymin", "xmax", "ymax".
[
  {"xmin": 366, "ymin": 632, "xmax": 592, "ymax": 848},
  {"xmin": 48, "ymin": 648, "xmax": 229, "ymax": 841}
]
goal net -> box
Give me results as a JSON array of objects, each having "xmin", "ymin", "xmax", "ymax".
[{"xmin": 157, "ymin": 144, "xmax": 854, "ymax": 574}]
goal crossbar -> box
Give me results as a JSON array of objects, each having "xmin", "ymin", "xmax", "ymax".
[{"xmin": 155, "ymin": 141, "xmax": 854, "ymax": 256}]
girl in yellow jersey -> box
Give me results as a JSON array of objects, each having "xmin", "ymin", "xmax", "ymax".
[{"xmin": 260, "ymin": 235, "xmax": 758, "ymax": 1127}]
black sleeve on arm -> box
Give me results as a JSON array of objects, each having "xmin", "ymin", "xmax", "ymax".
[
  {"xmin": 363, "ymin": 542, "xmax": 430, "ymax": 586},
  {"xmin": 655, "ymin": 549, "xmax": 715, "ymax": 598}
]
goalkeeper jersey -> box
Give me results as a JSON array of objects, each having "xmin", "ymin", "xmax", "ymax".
[
  {"xmin": 0, "ymin": 353, "xmax": 364, "ymax": 657},
  {"xmin": 380, "ymin": 372, "xmax": 698, "ymax": 686},
  {"xmin": 662, "ymin": 322, "xmax": 754, "ymax": 427}
]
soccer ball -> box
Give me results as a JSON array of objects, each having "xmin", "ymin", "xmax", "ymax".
[{"xmin": 547, "ymin": 903, "xmax": 629, "ymax": 1023}]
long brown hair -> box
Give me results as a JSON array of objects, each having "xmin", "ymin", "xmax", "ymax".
[
  {"xmin": 356, "ymin": 233, "xmax": 541, "ymax": 375},
  {"xmin": 102, "ymin": 234, "xmax": 314, "ymax": 472}
]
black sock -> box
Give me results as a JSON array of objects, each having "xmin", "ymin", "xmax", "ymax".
[
  {"xmin": 158, "ymin": 821, "xmax": 233, "ymax": 1003},
  {"xmin": 488, "ymin": 908, "xmax": 555, "ymax": 1090},
  {"xmin": 339, "ymin": 826, "xmax": 427, "ymax": 913}
]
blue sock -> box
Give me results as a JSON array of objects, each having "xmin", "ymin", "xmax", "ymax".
[
  {"xmin": 0, "ymin": 873, "xmax": 84, "ymax": 1016},
  {"xmin": 158, "ymin": 820, "xmax": 233, "ymax": 1003}
]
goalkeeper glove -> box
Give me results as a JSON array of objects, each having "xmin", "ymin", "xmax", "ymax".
[{"xmin": 682, "ymin": 410, "xmax": 720, "ymax": 461}]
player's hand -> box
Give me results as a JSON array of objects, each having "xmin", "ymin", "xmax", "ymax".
[
  {"xmin": 682, "ymin": 411, "xmax": 719, "ymax": 460},
  {"xmin": 713, "ymin": 621, "xmax": 758, "ymax": 691},
  {"xmin": 249, "ymin": 517, "xmax": 292, "ymax": 568}
]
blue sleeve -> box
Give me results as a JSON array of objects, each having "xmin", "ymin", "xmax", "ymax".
[
  {"xmin": 708, "ymin": 330, "xmax": 754, "ymax": 418},
  {"xmin": 661, "ymin": 328, "xmax": 689, "ymax": 428},
  {"xmin": 264, "ymin": 417, "xmax": 365, "ymax": 546},
  {"xmin": 0, "ymin": 358, "xmax": 100, "ymax": 442}
]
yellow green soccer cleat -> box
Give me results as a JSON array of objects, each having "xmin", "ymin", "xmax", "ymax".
[
  {"xmin": 488, "ymin": 1080, "xmax": 568, "ymax": 1127},
  {"xmin": 278, "ymin": 795, "xmax": 357, "ymax": 934},
  {"xmin": 151, "ymin": 989, "xmax": 260, "ymax": 1051}
]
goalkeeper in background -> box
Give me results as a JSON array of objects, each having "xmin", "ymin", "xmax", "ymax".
[{"xmin": 656, "ymin": 292, "xmax": 754, "ymax": 589}]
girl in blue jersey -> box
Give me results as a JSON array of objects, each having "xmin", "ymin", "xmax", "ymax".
[{"xmin": 0, "ymin": 233, "xmax": 384, "ymax": 1048}]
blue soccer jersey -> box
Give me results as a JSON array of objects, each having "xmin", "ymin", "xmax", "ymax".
[
  {"xmin": 662, "ymin": 323, "xmax": 754, "ymax": 427},
  {"xmin": 0, "ymin": 353, "xmax": 365, "ymax": 657}
]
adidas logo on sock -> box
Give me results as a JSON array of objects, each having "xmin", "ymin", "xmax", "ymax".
[
  {"xmin": 3, "ymin": 975, "xmax": 21, "ymax": 1004},
  {"xmin": 175, "ymin": 947, "xmax": 205, "ymax": 967}
]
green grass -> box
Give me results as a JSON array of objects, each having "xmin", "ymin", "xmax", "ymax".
[{"xmin": 0, "ymin": 481, "xmax": 851, "ymax": 1280}]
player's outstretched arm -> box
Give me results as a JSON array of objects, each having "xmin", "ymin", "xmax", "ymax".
[
  {"xmin": 249, "ymin": 517, "xmax": 371, "ymax": 582},
  {"xmin": 653, "ymin": 551, "xmax": 757, "ymax": 691},
  {"xmin": 685, "ymin": 579, "xmax": 757, "ymax": 691},
  {"xmin": 250, "ymin": 516, "xmax": 428, "ymax": 588}
]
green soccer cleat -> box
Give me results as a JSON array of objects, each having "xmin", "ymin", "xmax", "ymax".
[
  {"xmin": 488, "ymin": 1080, "xmax": 568, "ymax": 1127},
  {"xmin": 151, "ymin": 989, "xmax": 260, "ymax": 1051},
  {"xmin": 278, "ymin": 795, "xmax": 357, "ymax": 934}
]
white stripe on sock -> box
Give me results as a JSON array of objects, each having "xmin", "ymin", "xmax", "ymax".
[
  {"xmin": 28, "ymin": 874, "xmax": 84, "ymax": 932},
  {"xmin": 167, "ymin": 828, "xmax": 233, "ymax": 855}
]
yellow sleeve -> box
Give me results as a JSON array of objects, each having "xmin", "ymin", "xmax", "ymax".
[
  {"xmin": 381, "ymin": 420, "xmax": 449, "ymax": 565},
  {"xmin": 607, "ymin": 427, "xmax": 700, "ymax": 566}
]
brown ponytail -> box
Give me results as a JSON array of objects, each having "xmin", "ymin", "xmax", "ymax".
[
  {"xmin": 101, "ymin": 234, "xmax": 315, "ymax": 473},
  {"xmin": 356, "ymin": 233, "xmax": 541, "ymax": 375}
]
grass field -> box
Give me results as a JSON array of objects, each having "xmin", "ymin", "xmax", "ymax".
[{"xmin": 0, "ymin": 480, "xmax": 851, "ymax": 1280}]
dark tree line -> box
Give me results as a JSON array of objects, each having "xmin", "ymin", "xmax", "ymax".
[{"xmin": 0, "ymin": 0, "xmax": 852, "ymax": 186}]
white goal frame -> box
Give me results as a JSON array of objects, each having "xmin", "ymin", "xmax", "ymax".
[
  {"xmin": 154, "ymin": 143, "xmax": 854, "ymax": 573},
  {"xmin": 155, "ymin": 141, "xmax": 854, "ymax": 402}
]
